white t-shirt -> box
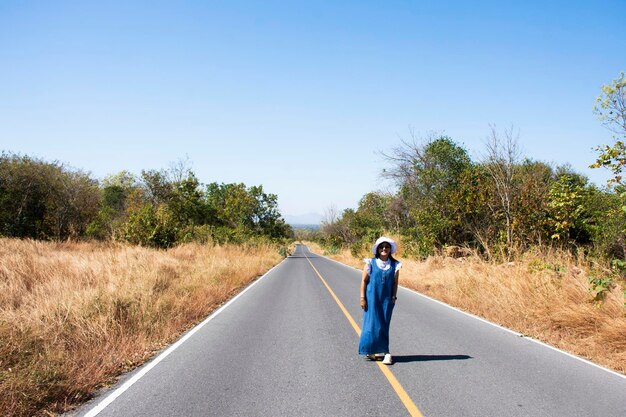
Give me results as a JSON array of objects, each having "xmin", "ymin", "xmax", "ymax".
[{"xmin": 363, "ymin": 258, "xmax": 402, "ymax": 275}]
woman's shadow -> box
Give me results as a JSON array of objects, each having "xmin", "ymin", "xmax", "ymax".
[{"xmin": 392, "ymin": 354, "xmax": 472, "ymax": 363}]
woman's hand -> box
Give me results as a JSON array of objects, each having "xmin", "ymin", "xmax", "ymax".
[{"xmin": 360, "ymin": 297, "xmax": 367, "ymax": 310}]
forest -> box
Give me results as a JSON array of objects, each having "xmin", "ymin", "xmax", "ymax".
[
  {"xmin": 0, "ymin": 156, "xmax": 292, "ymax": 248},
  {"xmin": 316, "ymin": 73, "xmax": 626, "ymax": 271}
]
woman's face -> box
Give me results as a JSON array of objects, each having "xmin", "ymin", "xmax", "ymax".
[{"xmin": 377, "ymin": 242, "xmax": 392, "ymax": 256}]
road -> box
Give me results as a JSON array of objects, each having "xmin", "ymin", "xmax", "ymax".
[{"xmin": 72, "ymin": 244, "xmax": 626, "ymax": 417}]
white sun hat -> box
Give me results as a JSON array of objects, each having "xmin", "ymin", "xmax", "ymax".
[{"xmin": 372, "ymin": 236, "xmax": 397, "ymax": 255}]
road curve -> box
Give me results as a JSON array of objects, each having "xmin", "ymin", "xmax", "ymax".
[{"xmin": 71, "ymin": 244, "xmax": 626, "ymax": 417}]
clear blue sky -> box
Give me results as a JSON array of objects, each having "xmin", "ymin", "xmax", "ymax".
[{"xmin": 1, "ymin": 1, "xmax": 624, "ymax": 220}]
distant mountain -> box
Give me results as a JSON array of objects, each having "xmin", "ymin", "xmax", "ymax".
[
  {"xmin": 283, "ymin": 212, "xmax": 322, "ymax": 225},
  {"xmin": 290, "ymin": 223, "xmax": 321, "ymax": 231}
]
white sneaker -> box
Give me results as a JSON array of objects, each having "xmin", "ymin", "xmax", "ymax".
[{"xmin": 382, "ymin": 353, "xmax": 393, "ymax": 365}]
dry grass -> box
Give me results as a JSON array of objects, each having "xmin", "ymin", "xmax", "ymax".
[
  {"xmin": 307, "ymin": 241, "xmax": 626, "ymax": 374},
  {"xmin": 0, "ymin": 238, "xmax": 282, "ymax": 417}
]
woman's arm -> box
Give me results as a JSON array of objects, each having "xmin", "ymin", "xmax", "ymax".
[
  {"xmin": 392, "ymin": 270, "xmax": 399, "ymax": 303},
  {"xmin": 360, "ymin": 267, "xmax": 369, "ymax": 310}
]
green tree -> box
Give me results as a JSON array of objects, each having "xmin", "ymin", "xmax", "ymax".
[
  {"xmin": 590, "ymin": 71, "xmax": 626, "ymax": 257},
  {"xmin": 248, "ymin": 185, "xmax": 291, "ymax": 238},
  {"xmin": 87, "ymin": 171, "xmax": 139, "ymax": 239},
  {"xmin": 513, "ymin": 160, "xmax": 554, "ymax": 248},
  {"xmin": 0, "ymin": 153, "xmax": 53, "ymax": 238},
  {"xmin": 169, "ymin": 173, "xmax": 209, "ymax": 227},
  {"xmin": 206, "ymin": 182, "xmax": 256, "ymax": 230},
  {"xmin": 205, "ymin": 182, "xmax": 290, "ymax": 241},
  {"xmin": 351, "ymin": 193, "xmax": 389, "ymax": 236},
  {"xmin": 0, "ymin": 153, "xmax": 100, "ymax": 240},
  {"xmin": 124, "ymin": 168, "xmax": 211, "ymax": 244},
  {"xmin": 587, "ymin": 185, "xmax": 626, "ymax": 259},
  {"xmin": 339, "ymin": 193, "xmax": 395, "ymax": 256},
  {"xmin": 591, "ymin": 71, "xmax": 626, "ymax": 185},
  {"xmin": 382, "ymin": 134, "xmax": 473, "ymax": 254},
  {"xmin": 122, "ymin": 200, "xmax": 178, "ymax": 248},
  {"xmin": 547, "ymin": 171, "xmax": 592, "ymax": 244},
  {"xmin": 450, "ymin": 163, "xmax": 495, "ymax": 255}
]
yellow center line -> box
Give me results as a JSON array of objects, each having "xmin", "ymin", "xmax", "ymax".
[{"xmin": 304, "ymin": 253, "xmax": 425, "ymax": 417}]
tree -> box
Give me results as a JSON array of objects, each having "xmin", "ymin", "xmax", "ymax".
[
  {"xmin": 103, "ymin": 170, "xmax": 138, "ymax": 190},
  {"xmin": 0, "ymin": 153, "xmax": 100, "ymax": 240},
  {"xmin": 206, "ymin": 182, "xmax": 256, "ymax": 229},
  {"xmin": 334, "ymin": 193, "xmax": 396, "ymax": 256},
  {"xmin": 351, "ymin": 194, "xmax": 388, "ymax": 236},
  {"xmin": 205, "ymin": 182, "xmax": 290, "ymax": 241},
  {"xmin": 586, "ymin": 185, "xmax": 626, "ymax": 259},
  {"xmin": 123, "ymin": 168, "xmax": 210, "ymax": 244},
  {"xmin": 87, "ymin": 171, "xmax": 139, "ymax": 240},
  {"xmin": 248, "ymin": 185, "xmax": 290, "ymax": 238},
  {"xmin": 320, "ymin": 204, "xmax": 352, "ymax": 248},
  {"xmin": 513, "ymin": 160, "xmax": 554, "ymax": 247},
  {"xmin": 141, "ymin": 169, "xmax": 173, "ymax": 205},
  {"xmin": 483, "ymin": 125, "xmax": 521, "ymax": 253},
  {"xmin": 590, "ymin": 71, "xmax": 626, "ymax": 256},
  {"xmin": 383, "ymin": 132, "xmax": 472, "ymax": 205},
  {"xmin": 547, "ymin": 171, "xmax": 592, "ymax": 244},
  {"xmin": 382, "ymin": 132, "xmax": 473, "ymax": 254},
  {"xmin": 169, "ymin": 172, "xmax": 208, "ymax": 227},
  {"xmin": 0, "ymin": 153, "xmax": 53, "ymax": 238},
  {"xmin": 121, "ymin": 200, "xmax": 177, "ymax": 248},
  {"xmin": 451, "ymin": 163, "xmax": 496, "ymax": 256},
  {"xmin": 591, "ymin": 71, "xmax": 626, "ymax": 185},
  {"xmin": 47, "ymin": 170, "xmax": 101, "ymax": 239}
]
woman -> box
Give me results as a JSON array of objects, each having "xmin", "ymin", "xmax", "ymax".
[{"xmin": 358, "ymin": 236, "xmax": 401, "ymax": 365}]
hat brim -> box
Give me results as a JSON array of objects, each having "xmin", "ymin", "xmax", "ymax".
[{"xmin": 372, "ymin": 237, "xmax": 397, "ymax": 255}]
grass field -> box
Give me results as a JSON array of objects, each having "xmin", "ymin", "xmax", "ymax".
[
  {"xmin": 0, "ymin": 238, "xmax": 283, "ymax": 417},
  {"xmin": 305, "ymin": 241, "xmax": 626, "ymax": 375}
]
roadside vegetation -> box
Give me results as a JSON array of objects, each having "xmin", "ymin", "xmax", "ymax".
[
  {"xmin": 306, "ymin": 240, "xmax": 626, "ymax": 374},
  {"xmin": 0, "ymin": 238, "xmax": 283, "ymax": 416},
  {"xmin": 0, "ymin": 158, "xmax": 293, "ymax": 416},
  {"xmin": 310, "ymin": 72, "xmax": 626, "ymax": 374},
  {"xmin": 0, "ymin": 156, "xmax": 292, "ymax": 247}
]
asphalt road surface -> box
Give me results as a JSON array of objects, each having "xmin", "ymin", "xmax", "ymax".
[{"xmin": 71, "ymin": 244, "xmax": 626, "ymax": 417}]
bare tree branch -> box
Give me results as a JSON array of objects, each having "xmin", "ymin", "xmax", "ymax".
[{"xmin": 482, "ymin": 124, "xmax": 521, "ymax": 253}]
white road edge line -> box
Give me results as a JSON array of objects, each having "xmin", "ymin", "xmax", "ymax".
[
  {"xmin": 309, "ymin": 246, "xmax": 626, "ymax": 381},
  {"xmin": 83, "ymin": 258, "xmax": 288, "ymax": 417}
]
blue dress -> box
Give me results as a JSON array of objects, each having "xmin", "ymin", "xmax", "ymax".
[{"xmin": 358, "ymin": 258, "xmax": 397, "ymax": 355}]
